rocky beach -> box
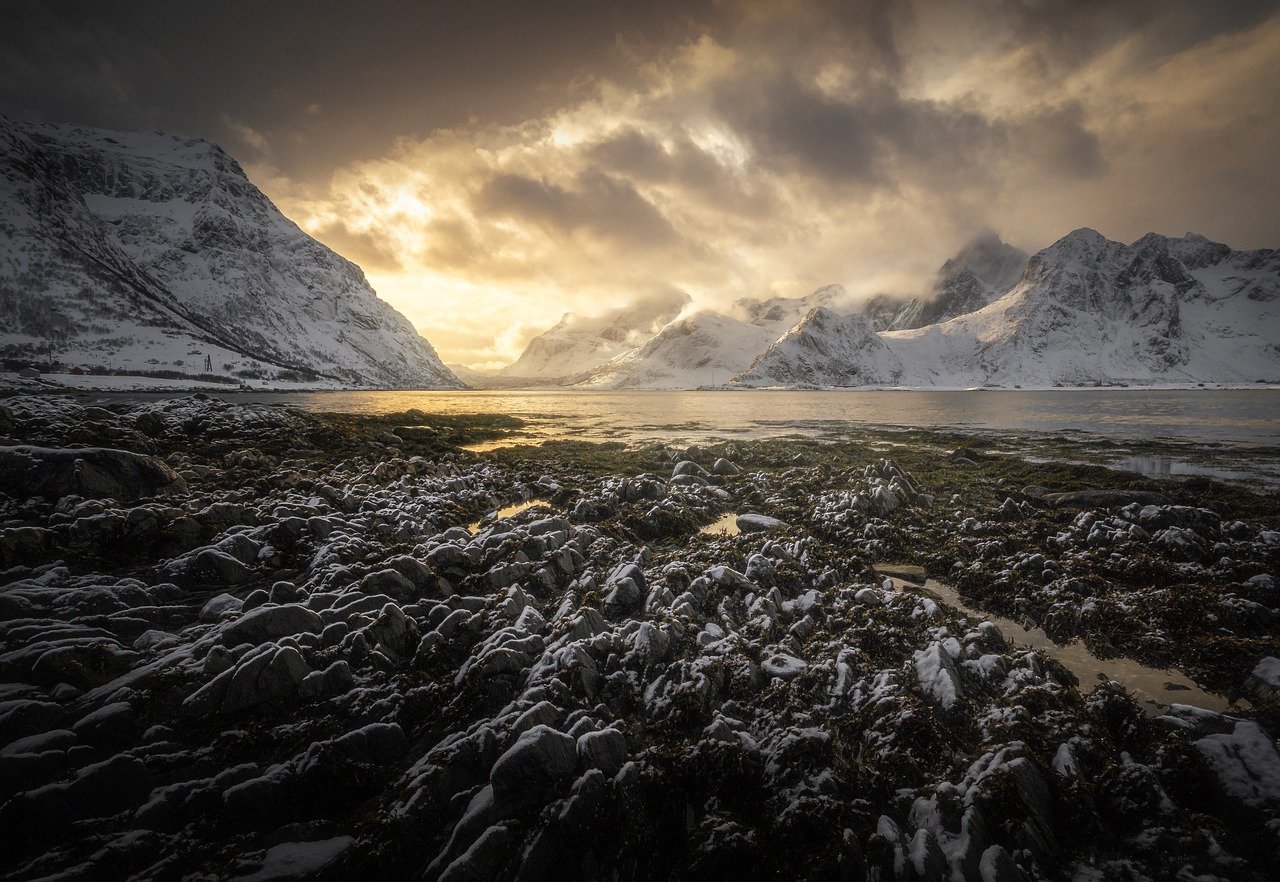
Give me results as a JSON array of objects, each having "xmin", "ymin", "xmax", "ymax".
[{"xmin": 0, "ymin": 393, "xmax": 1276, "ymax": 880}]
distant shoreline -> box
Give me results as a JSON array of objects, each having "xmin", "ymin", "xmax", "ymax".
[{"xmin": 2, "ymin": 371, "xmax": 1276, "ymax": 396}]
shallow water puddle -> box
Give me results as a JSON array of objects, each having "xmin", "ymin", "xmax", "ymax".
[
  {"xmin": 460, "ymin": 437, "xmax": 537, "ymax": 452},
  {"xmin": 698, "ymin": 513, "xmax": 741, "ymax": 536},
  {"xmin": 1105, "ymin": 454, "xmax": 1252, "ymax": 483},
  {"xmin": 874, "ymin": 565, "xmax": 1238, "ymax": 714},
  {"xmin": 466, "ymin": 498, "xmax": 549, "ymax": 533}
]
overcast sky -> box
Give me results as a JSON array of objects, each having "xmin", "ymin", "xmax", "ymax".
[{"xmin": 5, "ymin": 0, "xmax": 1280, "ymax": 367}]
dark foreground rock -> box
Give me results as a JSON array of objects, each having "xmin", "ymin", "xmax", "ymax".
[
  {"xmin": 0, "ymin": 393, "xmax": 1276, "ymax": 881},
  {"xmin": 0, "ymin": 445, "xmax": 187, "ymax": 501}
]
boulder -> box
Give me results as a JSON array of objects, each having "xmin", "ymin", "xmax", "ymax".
[
  {"xmin": 490, "ymin": 725, "xmax": 577, "ymax": 810},
  {"xmin": 222, "ymin": 604, "xmax": 325, "ymax": 647},
  {"xmin": 0, "ymin": 445, "xmax": 187, "ymax": 501},
  {"xmin": 736, "ymin": 513, "xmax": 789, "ymax": 534},
  {"xmin": 576, "ymin": 728, "xmax": 627, "ymax": 777}
]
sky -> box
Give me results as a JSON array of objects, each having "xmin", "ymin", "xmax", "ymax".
[{"xmin": 5, "ymin": 0, "xmax": 1280, "ymax": 368}]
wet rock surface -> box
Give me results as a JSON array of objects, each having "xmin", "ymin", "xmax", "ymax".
[{"xmin": 0, "ymin": 393, "xmax": 1277, "ymax": 880}]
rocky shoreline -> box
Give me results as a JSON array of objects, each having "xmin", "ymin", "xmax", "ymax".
[{"xmin": 1, "ymin": 393, "xmax": 1277, "ymax": 880}]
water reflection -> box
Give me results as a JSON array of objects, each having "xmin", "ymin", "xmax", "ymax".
[
  {"xmin": 698, "ymin": 513, "xmax": 741, "ymax": 537},
  {"xmin": 466, "ymin": 499, "xmax": 549, "ymax": 534},
  {"xmin": 1107, "ymin": 454, "xmax": 1245, "ymax": 481},
  {"xmin": 115, "ymin": 388, "xmax": 1280, "ymax": 447},
  {"xmin": 878, "ymin": 568, "xmax": 1239, "ymax": 714}
]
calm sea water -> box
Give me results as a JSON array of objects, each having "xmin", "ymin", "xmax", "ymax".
[{"xmin": 128, "ymin": 388, "xmax": 1280, "ymax": 447}]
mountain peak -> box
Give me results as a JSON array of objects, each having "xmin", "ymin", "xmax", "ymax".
[{"xmin": 0, "ymin": 118, "xmax": 460, "ymax": 388}]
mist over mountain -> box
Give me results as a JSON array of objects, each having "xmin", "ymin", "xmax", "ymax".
[
  {"xmin": 863, "ymin": 230, "xmax": 1029, "ymax": 332},
  {"xmin": 516, "ymin": 228, "xmax": 1278, "ymax": 389},
  {"xmin": 500, "ymin": 290, "xmax": 691, "ymax": 382}
]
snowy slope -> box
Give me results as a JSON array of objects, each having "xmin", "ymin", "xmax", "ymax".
[
  {"xmin": 864, "ymin": 231, "xmax": 1028, "ymax": 331},
  {"xmin": 0, "ymin": 117, "xmax": 460, "ymax": 388},
  {"xmin": 570, "ymin": 229, "xmax": 1277, "ymax": 390},
  {"xmin": 570, "ymin": 310, "xmax": 778, "ymax": 389},
  {"xmin": 885, "ymin": 229, "xmax": 1280, "ymax": 386},
  {"xmin": 501, "ymin": 293, "xmax": 689, "ymax": 381},
  {"xmin": 567, "ymin": 286, "xmax": 844, "ymax": 389},
  {"xmin": 732, "ymin": 284, "xmax": 846, "ymax": 334},
  {"xmin": 735, "ymin": 307, "xmax": 903, "ymax": 387}
]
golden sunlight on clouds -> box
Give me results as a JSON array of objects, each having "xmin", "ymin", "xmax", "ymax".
[{"xmin": 258, "ymin": 1, "xmax": 1280, "ymax": 369}]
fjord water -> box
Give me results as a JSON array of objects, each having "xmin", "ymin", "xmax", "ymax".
[{"xmin": 213, "ymin": 388, "xmax": 1279, "ymax": 446}]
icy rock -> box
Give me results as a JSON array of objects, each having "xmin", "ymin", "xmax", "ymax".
[
  {"xmin": 233, "ymin": 835, "xmax": 354, "ymax": 881},
  {"xmin": 71, "ymin": 701, "xmax": 137, "ymax": 746},
  {"xmin": 439, "ymin": 823, "xmax": 518, "ymax": 882},
  {"xmin": 1244, "ymin": 656, "xmax": 1280, "ymax": 707},
  {"xmin": 711, "ymin": 458, "xmax": 741, "ymax": 475},
  {"xmin": 761, "ymin": 653, "xmax": 806, "ymax": 680},
  {"xmin": 914, "ymin": 640, "xmax": 965, "ymax": 708},
  {"xmin": 184, "ymin": 645, "xmax": 313, "ymax": 716},
  {"xmin": 577, "ymin": 727, "xmax": 627, "ymax": 777},
  {"xmin": 490, "ymin": 725, "xmax": 577, "ymax": 810},
  {"xmin": 200, "ymin": 592, "xmax": 244, "ymax": 622},
  {"xmin": 177, "ymin": 547, "xmax": 253, "ymax": 586},
  {"xmin": 222, "ymin": 604, "xmax": 325, "ymax": 647},
  {"xmin": 2, "ymin": 754, "xmax": 155, "ymax": 833},
  {"xmin": 979, "ymin": 845, "xmax": 1025, "ymax": 882},
  {"xmin": 736, "ymin": 513, "xmax": 789, "ymax": 534},
  {"xmin": 1194, "ymin": 721, "xmax": 1280, "ymax": 825}
]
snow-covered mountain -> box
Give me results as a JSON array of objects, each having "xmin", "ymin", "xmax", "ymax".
[
  {"xmin": 565, "ymin": 229, "xmax": 1277, "ymax": 389},
  {"xmin": 736, "ymin": 307, "xmax": 903, "ymax": 387},
  {"xmin": 884, "ymin": 228, "xmax": 1279, "ymax": 387},
  {"xmin": 566, "ymin": 286, "xmax": 848, "ymax": 389},
  {"xmin": 732, "ymin": 284, "xmax": 846, "ymax": 334},
  {"xmin": 0, "ymin": 117, "xmax": 460, "ymax": 388},
  {"xmin": 571, "ymin": 310, "xmax": 778, "ymax": 389},
  {"xmin": 501, "ymin": 292, "xmax": 689, "ymax": 382},
  {"xmin": 864, "ymin": 230, "xmax": 1028, "ymax": 331}
]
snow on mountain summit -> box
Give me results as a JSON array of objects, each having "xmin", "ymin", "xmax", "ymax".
[
  {"xmin": 885, "ymin": 228, "xmax": 1280, "ymax": 386},
  {"xmin": 0, "ymin": 117, "xmax": 460, "ymax": 388},
  {"xmin": 735, "ymin": 306, "xmax": 903, "ymax": 387},
  {"xmin": 864, "ymin": 230, "xmax": 1029, "ymax": 332},
  {"xmin": 501, "ymin": 291, "xmax": 690, "ymax": 381},
  {"xmin": 563, "ymin": 229, "xmax": 1277, "ymax": 389}
]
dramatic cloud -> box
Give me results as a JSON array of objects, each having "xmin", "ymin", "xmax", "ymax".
[{"xmin": 4, "ymin": 0, "xmax": 1279, "ymax": 367}]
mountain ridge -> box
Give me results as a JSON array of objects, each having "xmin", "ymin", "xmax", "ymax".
[
  {"xmin": 0, "ymin": 117, "xmax": 461, "ymax": 388},
  {"xmin": 552, "ymin": 227, "xmax": 1278, "ymax": 389}
]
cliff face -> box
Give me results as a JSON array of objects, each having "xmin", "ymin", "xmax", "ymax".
[{"xmin": 0, "ymin": 117, "xmax": 460, "ymax": 388}]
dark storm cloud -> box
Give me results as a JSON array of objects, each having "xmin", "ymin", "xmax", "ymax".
[
  {"xmin": 1001, "ymin": 0, "xmax": 1280, "ymax": 62},
  {"xmin": 478, "ymin": 171, "xmax": 680, "ymax": 248},
  {"xmin": 5, "ymin": 0, "xmax": 1279, "ymax": 366},
  {"xmin": 584, "ymin": 128, "xmax": 779, "ymax": 215},
  {"xmin": 308, "ymin": 223, "xmax": 404, "ymax": 275},
  {"xmin": 714, "ymin": 75, "xmax": 1102, "ymax": 191},
  {"xmin": 1, "ymin": 0, "xmax": 716, "ymax": 179}
]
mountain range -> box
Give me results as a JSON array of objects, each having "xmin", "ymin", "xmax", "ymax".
[
  {"xmin": 0, "ymin": 117, "xmax": 460, "ymax": 388},
  {"xmin": 3, "ymin": 118, "xmax": 1275, "ymax": 391},
  {"xmin": 496, "ymin": 229, "xmax": 1277, "ymax": 389}
]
